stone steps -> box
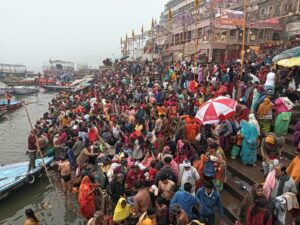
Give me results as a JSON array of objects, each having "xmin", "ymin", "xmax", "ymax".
[{"xmin": 222, "ymin": 106, "xmax": 299, "ymax": 224}]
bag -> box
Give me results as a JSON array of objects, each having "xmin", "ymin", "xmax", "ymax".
[
  {"xmin": 288, "ymin": 79, "xmax": 296, "ymax": 91},
  {"xmin": 203, "ymin": 160, "xmax": 215, "ymax": 177},
  {"xmin": 281, "ymin": 97, "xmax": 295, "ymax": 110}
]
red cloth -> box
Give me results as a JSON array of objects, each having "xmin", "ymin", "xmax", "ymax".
[
  {"xmin": 126, "ymin": 170, "xmax": 145, "ymax": 189},
  {"xmin": 78, "ymin": 176, "xmax": 96, "ymax": 219},
  {"xmin": 246, "ymin": 206, "xmax": 272, "ymax": 225},
  {"xmin": 88, "ymin": 128, "xmax": 98, "ymax": 144}
]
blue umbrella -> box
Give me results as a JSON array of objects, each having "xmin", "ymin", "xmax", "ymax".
[{"xmin": 272, "ymin": 46, "xmax": 300, "ymax": 62}]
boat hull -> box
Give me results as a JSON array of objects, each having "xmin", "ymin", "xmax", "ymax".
[
  {"xmin": 42, "ymin": 85, "xmax": 71, "ymax": 92},
  {"xmin": 13, "ymin": 87, "xmax": 39, "ymax": 95},
  {"xmin": 0, "ymin": 156, "xmax": 54, "ymax": 200},
  {"xmin": 0, "ymin": 100, "xmax": 22, "ymax": 111}
]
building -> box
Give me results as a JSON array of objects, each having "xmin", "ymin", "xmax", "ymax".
[
  {"xmin": 150, "ymin": 0, "xmax": 300, "ymax": 63},
  {"xmin": 0, "ymin": 63, "xmax": 26, "ymax": 79}
]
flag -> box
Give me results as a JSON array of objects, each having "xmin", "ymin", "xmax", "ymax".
[
  {"xmin": 168, "ymin": 9, "xmax": 173, "ymax": 21},
  {"xmin": 195, "ymin": 0, "xmax": 200, "ymax": 10},
  {"xmin": 151, "ymin": 18, "xmax": 155, "ymax": 28},
  {"xmin": 141, "ymin": 24, "xmax": 144, "ymax": 34},
  {"xmin": 126, "ymin": 33, "xmax": 128, "ymax": 42},
  {"xmin": 120, "ymin": 37, "xmax": 122, "ymax": 44},
  {"xmin": 155, "ymin": 19, "xmax": 157, "ymax": 26},
  {"xmin": 132, "ymin": 29, "xmax": 135, "ymax": 40}
]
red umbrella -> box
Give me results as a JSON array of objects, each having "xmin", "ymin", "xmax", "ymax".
[{"xmin": 195, "ymin": 96, "xmax": 237, "ymax": 125}]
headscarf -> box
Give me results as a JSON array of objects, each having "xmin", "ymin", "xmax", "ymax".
[
  {"xmin": 113, "ymin": 197, "xmax": 130, "ymax": 222},
  {"xmin": 257, "ymin": 98, "xmax": 273, "ymax": 118},
  {"xmin": 78, "ymin": 176, "xmax": 94, "ymax": 207},
  {"xmin": 248, "ymin": 113, "xmax": 260, "ymax": 135}
]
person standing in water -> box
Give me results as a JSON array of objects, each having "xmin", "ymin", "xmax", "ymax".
[
  {"xmin": 58, "ymin": 156, "xmax": 72, "ymax": 194},
  {"xmin": 23, "ymin": 208, "xmax": 39, "ymax": 225}
]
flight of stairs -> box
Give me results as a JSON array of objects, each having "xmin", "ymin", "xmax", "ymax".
[{"xmin": 221, "ymin": 105, "xmax": 300, "ymax": 224}]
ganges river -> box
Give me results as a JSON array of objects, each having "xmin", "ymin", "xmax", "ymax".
[{"xmin": 0, "ymin": 92, "xmax": 85, "ymax": 225}]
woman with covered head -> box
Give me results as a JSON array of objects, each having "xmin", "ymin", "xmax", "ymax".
[
  {"xmin": 239, "ymin": 183, "xmax": 264, "ymax": 224},
  {"xmin": 240, "ymin": 119, "xmax": 259, "ymax": 167},
  {"xmin": 113, "ymin": 197, "xmax": 131, "ymax": 224},
  {"xmin": 78, "ymin": 176, "xmax": 96, "ymax": 219},
  {"xmin": 257, "ymin": 98, "xmax": 274, "ymax": 134}
]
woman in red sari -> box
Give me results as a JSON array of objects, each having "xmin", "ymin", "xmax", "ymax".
[{"xmin": 78, "ymin": 176, "xmax": 96, "ymax": 219}]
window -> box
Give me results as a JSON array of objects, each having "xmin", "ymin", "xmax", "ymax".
[
  {"xmin": 197, "ymin": 28, "xmax": 203, "ymax": 38},
  {"xmin": 260, "ymin": 8, "xmax": 265, "ymax": 15},
  {"xmin": 275, "ymin": 4, "xmax": 281, "ymax": 16},
  {"xmin": 268, "ymin": 5, "xmax": 273, "ymax": 15},
  {"xmin": 187, "ymin": 31, "xmax": 192, "ymax": 42},
  {"xmin": 230, "ymin": 30, "xmax": 236, "ymax": 37},
  {"xmin": 175, "ymin": 34, "xmax": 180, "ymax": 45},
  {"xmin": 259, "ymin": 30, "xmax": 264, "ymax": 40}
]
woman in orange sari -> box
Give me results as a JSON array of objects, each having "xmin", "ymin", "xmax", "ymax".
[
  {"xmin": 180, "ymin": 114, "xmax": 199, "ymax": 141},
  {"xmin": 78, "ymin": 176, "xmax": 96, "ymax": 219}
]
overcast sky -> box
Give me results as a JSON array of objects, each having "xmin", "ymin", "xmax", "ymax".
[{"xmin": 0, "ymin": 0, "xmax": 165, "ymax": 72}]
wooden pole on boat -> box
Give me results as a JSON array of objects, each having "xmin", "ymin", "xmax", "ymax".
[{"xmin": 23, "ymin": 104, "xmax": 53, "ymax": 186}]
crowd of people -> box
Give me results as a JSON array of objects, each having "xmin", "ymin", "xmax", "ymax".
[{"xmin": 24, "ymin": 59, "xmax": 300, "ymax": 225}]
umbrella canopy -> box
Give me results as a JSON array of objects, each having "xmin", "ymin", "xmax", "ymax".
[
  {"xmin": 195, "ymin": 96, "xmax": 237, "ymax": 125},
  {"xmin": 276, "ymin": 57, "xmax": 300, "ymax": 67},
  {"xmin": 272, "ymin": 47, "xmax": 300, "ymax": 62}
]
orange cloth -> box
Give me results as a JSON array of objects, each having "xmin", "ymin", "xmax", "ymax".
[
  {"xmin": 286, "ymin": 155, "xmax": 300, "ymax": 184},
  {"xmin": 181, "ymin": 115, "xmax": 199, "ymax": 141},
  {"xmin": 258, "ymin": 98, "xmax": 273, "ymax": 118},
  {"xmin": 157, "ymin": 106, "xmax": 166, "ymax": 117},
  {"xmin": 78, "ymin": 176, "xmax": 96, "ymax": 219}
]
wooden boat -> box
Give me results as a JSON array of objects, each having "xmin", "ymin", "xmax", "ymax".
[
  {"xmin": 42, "ymin": 85, "xmax": 71, "ymax": 92},
  {"xmin": 0, "ymin": 88, "xmax": 13, "ymax": 95},
  {"xmin": 0, "ymin": 100, "xmax": 22, "ymax": 111},
  {"xmin": 0, "ymin": 110, "xmax": 7, "ymax": 119},
  {"xmin": 13, "ymin": 86, "xmax": 39, "ymax": 95},
  {"xmin": 0, "ymin": 156, "xmax": 54, "ymax": 200}
]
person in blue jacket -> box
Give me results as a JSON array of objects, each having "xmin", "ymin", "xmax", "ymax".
[
  {"xmin": 169, "ymin": 182, "xmax": 199, "ymax": 221},
  {"xmin": 196, "ymin": 180, "xmax": 224, "ymax": 225}
]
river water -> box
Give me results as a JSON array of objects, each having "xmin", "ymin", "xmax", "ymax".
[{"xmin": 0, "ymin": 92, "xmax": 85, "ymax": 225}]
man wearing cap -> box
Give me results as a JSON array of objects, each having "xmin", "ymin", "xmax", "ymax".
[
  {"xmin": 196, "ymin": 181, "xmax": 224, "ymax": 225},
  {"xmin": 178, "ymin": 160, "xmax": 200, "ymax": 195},
  {"xmin": 261, "ymin": 132, "xmax": 284, "ymax": 176}
]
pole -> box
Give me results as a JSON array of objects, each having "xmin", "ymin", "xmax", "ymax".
[
  {"xmin": 240, "ymin": 0, "xmax": 247, "ymax": 76},
  {"xmin": 194, "ymin": 8, "xmax": 200, "ymax": 80},
  {"xmin": 24, "ymin": 104, "xmax": 53, "ymax": 186}
]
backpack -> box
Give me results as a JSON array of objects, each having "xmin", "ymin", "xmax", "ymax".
[
  {"xmin": 230, "ymin": 121, "xmax": 238, "ymax": 135},
  {"xmin": 203, "ymin": 160, "xmax": 215, "ymax": 177}
]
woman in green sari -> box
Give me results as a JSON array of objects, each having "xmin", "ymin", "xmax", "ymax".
[{"xmin": 274, "ymin": 97, "xmax": 292, "ymax": 135}]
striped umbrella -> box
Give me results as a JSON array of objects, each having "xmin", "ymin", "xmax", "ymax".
[{"xmin": 195, "ymin": 96, "xmax": 237, "ymax": 124}]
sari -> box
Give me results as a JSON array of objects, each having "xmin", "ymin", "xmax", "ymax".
[
  {"xmin": 78, "ymin": 176, "xmax": 96, "ymax": 219},
  {"xmin": 240, "ymin": 120, "xmax": 258, "ymax": 165},
  {"xmin": 113, "ymin": 197, "xmax": 131, "ymax": 223},
  {"xmin": 274, "ymin": 112, "xmax": 292, "ymax": 136}
]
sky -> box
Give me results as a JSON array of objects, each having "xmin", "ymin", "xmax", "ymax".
[{"xmin": 0, "ymin": 0, "xmax": 166, "ymax": 72}]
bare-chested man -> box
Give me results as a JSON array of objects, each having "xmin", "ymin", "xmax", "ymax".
[{"xmin": 58, "ymin": 156, "xmax": 72, "ymax": 194}]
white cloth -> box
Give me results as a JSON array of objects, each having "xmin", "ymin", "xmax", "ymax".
[{"xmin": 265, "ymin": 72, "xmax": 276, "ymax": 87}]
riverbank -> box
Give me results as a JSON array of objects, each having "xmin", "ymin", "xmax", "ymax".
[{"xmin": 0, "ymin": 92, "xmax": 85, "ymax": 225}]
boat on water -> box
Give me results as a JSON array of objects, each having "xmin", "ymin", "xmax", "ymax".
[
  {"xmin": 0, "ymin": 82, "xmax": 13, "ymax": 95},
  {"xmin": 42, "ymin": 84, "xmax": 71, "ymax": 92},
  {"xmin": 13, "ymin": 86, "xmax": 39, "ymax": 95},
  {"xmin": 0, "ymin": 156, "xmax": 54, "ymax": 200},
  {"xmin": 0, "ymin": 110, "xmax": 7, "ymax": 119},
  {"xmin": 0, "ymin": 100, "xmax": 22, "ymax": 111}
]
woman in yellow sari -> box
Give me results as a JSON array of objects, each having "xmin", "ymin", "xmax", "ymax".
[
  {"xmin": 113, "ymin": 197, "xmax": 131, "ymax": 223},
  {"xmin": 257, "ymin": 98, "xmax": 274, "ymax": 134}
]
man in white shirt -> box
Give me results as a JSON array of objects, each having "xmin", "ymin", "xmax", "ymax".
[{"xmin": 264, "ymin": 68, "xmax": 276, "ymax": 94}]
